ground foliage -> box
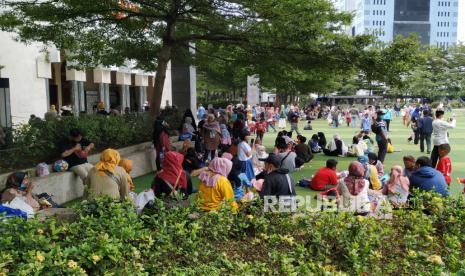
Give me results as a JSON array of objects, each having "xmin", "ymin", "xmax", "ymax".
[{"xmin": 2, "ymin": 192, "xmax": 465, "ymax": 275}]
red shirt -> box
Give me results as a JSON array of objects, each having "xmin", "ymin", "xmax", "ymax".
[
  {"xmin": 436, "ymin": 156, "xmax": 452, "ymax": 185},
  {"xmin": 310, "ymin": 167, "xmax": 338, "ymax": 190}
]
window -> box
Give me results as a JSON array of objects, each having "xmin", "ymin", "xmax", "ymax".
[{"xmin": 0, "ymin": 78, "xmax": 11, "ymax": 128}]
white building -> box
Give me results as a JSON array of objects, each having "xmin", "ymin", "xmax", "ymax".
[
  {"xmin": 0, "ymin": 30, "xmax": 173, "ymax": 127},
  {"xmin": 339, "ymin": 0, "xmax": 461, "ymax": 47}
]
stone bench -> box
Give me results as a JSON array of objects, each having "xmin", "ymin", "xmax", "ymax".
[{"xmin": 0, "ymin": 138, "xmax": 186, "ymax": 204}]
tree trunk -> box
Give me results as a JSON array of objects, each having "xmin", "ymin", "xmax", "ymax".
[{"xmin": 151, "ymin": 45, "xmax": 172, "ymax": 116}]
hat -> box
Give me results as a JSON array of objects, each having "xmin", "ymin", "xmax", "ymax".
[
  {"xmin": 283, "ymin": 136, "xmax": 295, "ymax": 145},
  {"xmin": 264, "ymin": 153, "xmax": 281, "ymax": 168}
]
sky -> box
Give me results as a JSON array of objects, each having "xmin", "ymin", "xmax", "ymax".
[{"xmin": 459, "ymin": 0, "xmax": 465, "ymax": 43}]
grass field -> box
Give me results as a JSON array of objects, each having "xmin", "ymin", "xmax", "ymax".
[{"xmin": 134, "ymin": 111, "xmax": 465, "ymax": 198}]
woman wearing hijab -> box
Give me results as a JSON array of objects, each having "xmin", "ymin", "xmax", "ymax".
[
  {"xmin": 202, "ymin": 114, "xmax": 222, "ymax": 161},
  {"xmin": 85, "ymin": 149, "xmax": 130, "ymax": 201},
  {"xmin": 323, "ymin": 134, "xmax": 348, "ymax": 156},
  {"xmin": 152, "ymin": 151, "xmax": 192, "ymax": 199},
  {"xmin": 153, "ymin": 116, "xmax": 172, "ymax": 171},
  {"xmin": 1, "ymin": 172, "xmax": 40, "ymax": 211},
  {"xmin": 317, "ymin": 132, "xmax": 327, "ymax": 149},
  {"xmin": 380, "ymin": 166, "xmax": 409, "ymax": 207},
  {"xmin": 119, "ymin": 159, "xmax": 135, "ymax": 192},
  {"xmin": 198, "ymin": 157, "xmax": 238, "ymax": 211},
  {"xmin": 337, "ymin": 161, "xmax": 371, "ymax": 214}
]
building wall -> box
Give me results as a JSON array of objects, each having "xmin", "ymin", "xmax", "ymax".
[
  {"xmin": 343, "ymin": 0, "xmax": 460, "ymax": 47},
  {"xmin": 0, "ymin": 31, "xmax": 49, "ymax": 123}
]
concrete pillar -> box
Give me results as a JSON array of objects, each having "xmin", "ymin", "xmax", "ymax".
[
  {"xmin": 138, "ymin": 86, "xmax": 147, "ymax": 112},
  {"xmin": 78, "ymin": 81, "xmax": 85, "ymax": 112},
  {"xmin": 98, "ymin": 83, "xmax": 110, "ymax": 111},
  {"xmin": 171, "ymin": 51, "xmax": 196, "ymax": 112},
  {"xmin": 119, "ymin": 84, "xmax": 130, "ymax": 113},
  {"xmin": 70, "ymin": 81, "xmax": 79, "ymax": 116}
]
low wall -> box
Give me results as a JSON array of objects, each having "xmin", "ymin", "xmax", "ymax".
[{"xmin": 0, "ymin": 138, "xmax": 184, "ymax": 204}]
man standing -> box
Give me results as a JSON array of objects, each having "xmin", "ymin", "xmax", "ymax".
[
  {"xmin": 373, "ymin": 110, "xmax": 388, "ymax": 163},
  {"xmin": 288, "ymin": 108, "xmax": 301, "ymax": 135},
  {"xmin": 417, "ymin": 110, "xmax": 433, "ymax": 154},
  {"xmin": 431, "ymin": 110, "xmax": 456, "ymax": 168},
  {"xmin": 59, "ymin": 129, "xmax": 95, "ymax": 181}
]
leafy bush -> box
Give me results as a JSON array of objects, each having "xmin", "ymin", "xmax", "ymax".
[
  {"xmin": 0, "ymin": 114, "xmax": 153, "ymax": 173},
  {"xmin": 2, "ymin": 192, "xmax": 465, "ymax": 275}
]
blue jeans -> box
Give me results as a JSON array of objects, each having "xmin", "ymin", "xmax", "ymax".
[{"xmin": 350, "ymin": 116, "xmax": 357, "ymax": 127}]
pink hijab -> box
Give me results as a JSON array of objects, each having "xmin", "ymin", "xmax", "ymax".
[
  {"xmin": 344, "ymin": 161, "xmax": 366, "ymax": 196},
  {"xmin": 386, "ymin": 165, "xmax": 409, "ymax": 194},
  {"xmin": 199, "ymin": 158, "xmax": 232, "ymax": 187}
]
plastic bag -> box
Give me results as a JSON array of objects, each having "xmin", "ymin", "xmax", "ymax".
[{"xmin": 135, "ymin": 189, "xmax": 155, "ymax": 214}]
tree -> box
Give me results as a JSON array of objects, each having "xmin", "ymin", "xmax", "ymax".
[{"xmin": 0, "ymin": 0, "xmax": 367, "ymax": 114}]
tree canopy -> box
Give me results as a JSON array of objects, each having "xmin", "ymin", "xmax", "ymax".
[{"xmin": 0, "ymin": 0, "xmax": 372, "ymax": 113}]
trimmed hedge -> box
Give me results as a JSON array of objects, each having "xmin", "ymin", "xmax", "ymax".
[
  {"xmin": 2, "ymin": 192, "xmax": 465, "ymax": 275},
  {"xmin": 0, "ymin": 114, "xmax": 153, "ymax": 173}
]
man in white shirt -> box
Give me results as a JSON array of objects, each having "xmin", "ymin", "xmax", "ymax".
[{"xmin": 431, "ymin": 110, "xmax": 456, "ymax": 168}]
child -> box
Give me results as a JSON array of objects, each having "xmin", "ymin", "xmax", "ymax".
[
  {"xmin": 256, "ymin": 118, "xmax": 267, "ymax": 142},
  {"xmin": 119, "ymin": 159, "xmax": 135, "ymax": 192},
  {"xmin": 309, "ymin": 134, "xmax": 322, "ymax": 153},
  {"xmin": 361, "ymin": 132, "xmax": 374, "ymax": 154},
  {"xmin": 346, "ymin": 136, "xmax": 365, "ymax": 157},
  {"xmin": 436, "ymin": 143, "xmax": 452, "ymax": 186},
  {"xmin": 237, "ymin": 129, "xmax": 255, "ymax": 181},
  {"xmin": 303, "ymin": 120, "xmax": 312, "ymax": 130},
  {"xmin": 368, "ymin": 152, "xmax": 385, "ymax": 179}
]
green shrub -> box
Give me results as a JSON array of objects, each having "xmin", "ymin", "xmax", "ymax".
[
  {"xmin": 2, "ymin": 192, "xmax": 465, "ymax": 275},
  {"xmin": 0, "ymin": 114, "xmax": 153, "ymax": 173}
]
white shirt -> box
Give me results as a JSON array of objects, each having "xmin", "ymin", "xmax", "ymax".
[
  {"xmin": 432, "ymin": 118, "xmax": 456, "ymax": 145},
  {"xmin": 238, "ymin": 141, "xmax": 252, "ymax": 161}
]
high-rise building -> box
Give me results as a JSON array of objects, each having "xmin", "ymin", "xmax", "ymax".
[{"xmin": 339, "ymin": 0, "xmax": 460, "ymax": 47}]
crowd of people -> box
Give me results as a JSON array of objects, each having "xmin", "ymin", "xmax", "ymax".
[{"xmin": 0, "ymin": 101, "xmax": 460, "ymax": 217}]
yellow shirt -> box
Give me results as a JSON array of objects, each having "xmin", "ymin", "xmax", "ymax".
[
  {"xmin": 198, "ymin": 175, "xmax": 238, "ymax": 212},
  {"xmin": 369, "ymin": 165, "xmax": 382, "ymax": 190}
]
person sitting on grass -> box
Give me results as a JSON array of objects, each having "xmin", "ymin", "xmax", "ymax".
[
  {"xmin": 179, "ymin": 124, "xmax": 193, "ymax": 141},
  {"xmin": 119, "ymin": 159, "xmax": 135, "ymax": 192},
  {"xmin": 368, "ymin": 153, "xmax": 385, "ymax": 180},
  {"xmin": 198, "ymin": 157, "xmax": 237, "ymax": 212},
  {"xmin": 317, "ymin": 132, "xmax": 327, "ymax": 150},
  {"xmin": 337, "ymin": 161, "xmax": 371, "ymax": 215},
  {"xmin": 357, "ymin": 156, "xmax": 382, "ymax": 191},
  {"xmin": 346, "ymin": 136, "xmax": 365, "ymax": 157},
  {"xmin": 323, "ymin": 134, "xmax": 348, "ymax": 157},
  {"xmin": 275, "ymin": 136, "xmax": 297, "ymax": 173},
  {"xmin": 85, "ymin": 149, "xmax": 129, "ymax": 201},
  {"xmin": 309, "ymin": 134, "xmax": 322, "ymax": 153},
  {"xmin": 294, "ymin": 135, "xmax": 313, "ymax": 164},
  {"xmin": 310, "ymin": 159, "xmax": 339, "ymax": 192},
  {"xmin": 152, "ymin": 151, "xmax": 193, "ymax": 199},
  {"xmin": 436, "ymin": 144, "xmax": 452, "ymax": 186},
  {"xmin": 379, "ymin": 165, "xmax": 410, "ymax": 207},
  {"xmin": 259, "ymin": 154, "xmax": 296, "ymax": 205},
  {"xmin": 409, "ymin": 156, "xmax": 448, "ymax": 197},
  {"xmin": 360, "ymin": 132, "xmax": 375, "ymax": 154},
  {"xmin": 403, "ymin": 155, "xmax": 416, "ymax": 178},
  {"xmin": 224, "ymin": 154, "xmax": 252, "ymax": 202}
]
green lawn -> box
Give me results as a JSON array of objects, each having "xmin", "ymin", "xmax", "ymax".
[{"xmin": 134, "ymin": 111, "xmax": 465, "ymax": 198}]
